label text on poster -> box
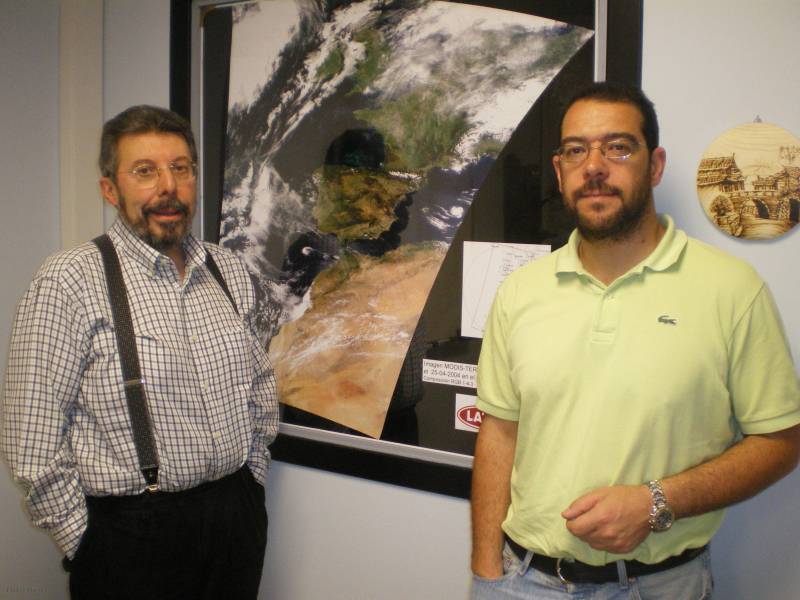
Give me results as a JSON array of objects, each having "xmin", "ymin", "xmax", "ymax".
[{"xmin": 422, "ymin": 359, "xmax": 477, "ymax": 389}]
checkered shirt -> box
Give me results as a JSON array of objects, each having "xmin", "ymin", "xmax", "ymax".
[{"xmin": 2, "ymin": 219, "xmax": 278, "ymax": 558}]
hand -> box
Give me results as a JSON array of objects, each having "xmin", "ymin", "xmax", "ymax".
[{"xmin": 561, "ymin": 485, "xmax": 652, "ymax": 553}]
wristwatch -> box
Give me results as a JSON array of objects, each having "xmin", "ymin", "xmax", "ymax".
[{"xmin": 647, "ymin": 480, "xmax": 674, "ymax": 532}]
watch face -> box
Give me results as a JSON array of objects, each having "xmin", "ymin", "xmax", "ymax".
[{"xmin": 651, "ymin": 507, "xmax": 674, "ymax": 532}]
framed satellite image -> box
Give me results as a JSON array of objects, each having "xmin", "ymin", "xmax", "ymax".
[{"xmin": 172, "ymin": 0, "xmax": 643, "ymax": 497}]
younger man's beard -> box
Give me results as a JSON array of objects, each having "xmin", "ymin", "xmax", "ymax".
[{"xmin": 566, "ymin": 179, "xmax": 652, "ymax": 243}]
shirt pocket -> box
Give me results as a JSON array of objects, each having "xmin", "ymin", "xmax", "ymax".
[{"xmin": 207, "ymin": 324, "xmax": 253, "ymax": 393}]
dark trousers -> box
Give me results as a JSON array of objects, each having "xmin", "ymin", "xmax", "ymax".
[{"xmin": 65, "ymin": 466, "xmax": 267, "ymax": 600}]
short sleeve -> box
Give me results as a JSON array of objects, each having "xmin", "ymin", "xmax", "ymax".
[
  {"xmin": 476, "ymin": 279, "xmax": 521, "ymax": 422},
  {"xmin": 728, "ymin": 283, "xmax": 800, "ymax": 434}
]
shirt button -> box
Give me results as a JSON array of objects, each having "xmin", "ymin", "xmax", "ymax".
[
  {"xmin": 190, "ymin": 334, "xmax": 198, "ymax": 343},
  {"xmin": 200, "ymin": 382, "xmax": 208, "ymax": 392}
]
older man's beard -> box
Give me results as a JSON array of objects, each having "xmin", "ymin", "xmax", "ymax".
[
  {"xmin": 566, "ymin": 178, "xmax": 653, "ymax": 242},
  {"xmin": 118, "ymin": 195, "xmax": 191, "ymax": 251}
]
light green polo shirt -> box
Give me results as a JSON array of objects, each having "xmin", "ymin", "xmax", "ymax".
[{"xmin": 476, "ymin": 214, "xmax": 800, "ymax": 566}]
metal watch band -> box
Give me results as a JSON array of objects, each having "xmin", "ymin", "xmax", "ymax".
[
  {"xmin": 647, "ymin": 479, "xmax": 674, "ymax": 532},
  {"xmin": 648, "ymin": 479, "xmax": 668, "ymax": 507}
]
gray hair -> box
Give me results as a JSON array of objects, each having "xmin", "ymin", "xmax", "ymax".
[{"xmin": 99, "ymin": 105, "xmax": 197, "ymax": 180}]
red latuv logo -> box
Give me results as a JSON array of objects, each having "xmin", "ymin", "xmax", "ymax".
[{"xmin": 457, "ymin": 406, "xmax": 484, "ymax": 429}]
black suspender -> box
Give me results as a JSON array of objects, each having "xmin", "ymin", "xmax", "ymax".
[
  {"xmin": 92, "ymin": 234, "xmax": 237, "ymax": 491},
  {"xmin": 204, "ymin": 250, "xmax": 239, "ymax": 316}
]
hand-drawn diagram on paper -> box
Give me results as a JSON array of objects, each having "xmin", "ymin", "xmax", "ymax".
[
  {"xmin": 219, "ymin": 0, "xmax": 592, "ymax": 437},
  {"xmin": 461, "ymin": 241, "xmax": 550, "ymax": 339}
]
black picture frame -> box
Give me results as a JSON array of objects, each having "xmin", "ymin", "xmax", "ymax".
[{"xmin": 171, "ymin": 0, "xmax": 643, "ymax": 499}]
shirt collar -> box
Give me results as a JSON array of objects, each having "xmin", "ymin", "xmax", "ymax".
[
  {"xmin": 107, "ymin": 218, "xmax": 206, "ymax": 275},
  {"xmin": 555, "ymin": 214, "xmax": 687, "ymax": 278}
]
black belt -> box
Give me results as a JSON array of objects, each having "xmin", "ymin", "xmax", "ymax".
[{"xmin": 505, "ymin": 534, "xmax": 707, "ymax": 584}]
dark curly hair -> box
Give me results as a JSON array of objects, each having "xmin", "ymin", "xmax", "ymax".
[{"xmin": 559, "ymin": 82, "xmax": 659, "ymax": 152}]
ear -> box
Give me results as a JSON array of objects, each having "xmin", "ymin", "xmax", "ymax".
[
  {"xmin": 99, "ymin": 177, "xmax": 120, "ymax": 208},
  {"xmin": 552, "ymin": 154, "xmax": 564, "ymax": 193},
  {"xmin": 649, "ymin": 147, "xmax": 666, "ymax": 188}
]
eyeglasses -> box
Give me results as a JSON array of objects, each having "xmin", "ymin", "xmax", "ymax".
[
  {"xmin": 122, "ymin": 160, "xmax": 197, "ymax": 188},
  {"xmin": 554, "ymin": 138, "xmax": 640, "ymax": 165}
]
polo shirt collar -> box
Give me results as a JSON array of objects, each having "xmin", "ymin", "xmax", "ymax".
[
  {"xmin": 107, "ymin": 218, "xmax": 206, "ymax": 275},
  {"xmin": 555, "ymin": 214, "xmax": 687, "ymax": 278}
]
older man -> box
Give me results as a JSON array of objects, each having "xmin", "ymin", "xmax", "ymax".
[
  {"xmin": 471, "ymin": 82, "xmax": 800, "ymax": 599},
  {"xmin": 2, "ymin": 105, "xmax": 278, "ymax": 599}
]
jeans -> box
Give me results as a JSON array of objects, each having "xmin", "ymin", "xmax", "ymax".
[{"xmin": 472, "ymin": 543, "xmax": 713, "ymax": 599}]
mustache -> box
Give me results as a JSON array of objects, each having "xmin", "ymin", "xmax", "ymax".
[
  {"xmin": 143, "ymin": 196, "xmax": 189, "ymax": 216},
  {"xmin": 575, "ymin": 181, "xmax": 622, "ymax": 197}
]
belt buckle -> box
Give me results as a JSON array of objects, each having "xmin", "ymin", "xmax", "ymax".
[{"xmin": 556, "ymin": 557, "xmax": 569, "ymax": 584}]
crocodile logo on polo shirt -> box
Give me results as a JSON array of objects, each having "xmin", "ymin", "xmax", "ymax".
[{"xmin": 658, "ymin": 315, "xmax": 677, "ymax": 325}]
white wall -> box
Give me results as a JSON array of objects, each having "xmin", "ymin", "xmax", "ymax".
[
  {"xmin": 644, "ymin": 0, "xmax": 800, "ymax": 360},
  {"xmin": 643, "ymin": 3, "xmax": 800, "ymax": 598},
  {"xmin": 101, "ymin": 0, "xmax": 172, "ymax": 228},
  {"xmin": 1, "ymin": 2, "xmax": 798, "ymax": 599},
  {"xmin": 263, "ymin": 463, "xmax": 471, "ymax": 600},
  {"xmin": 0, "ymin": 1, "xmax": 66, "ymax": 598}
]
